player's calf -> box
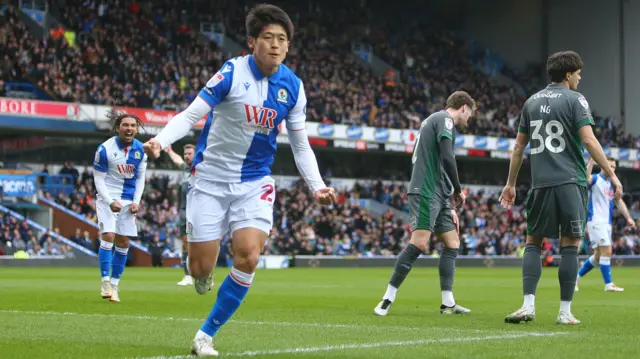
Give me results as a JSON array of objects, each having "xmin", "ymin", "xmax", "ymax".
[
  {"xmin": 437, "ymin": 229, "xmax": 469, "ymax": 314},
  {"xmin": 374, "ymin": 230, "xmax": 428, "ymax": 316},
  {"xmin": 189, "ymin": 241, "xmax": 220, "ymax": 294},
  {"xmin": 99, "ymin": 232, "xmax": 115, "ymax": 298},
  {"xmin": 193, "ymin": 229, "xmax": 264, "ymax": 354}
]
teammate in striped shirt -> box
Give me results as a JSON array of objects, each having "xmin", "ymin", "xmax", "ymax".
[
  {"xmin": 576, "ymin": 157, "xmax": 635, "ymax": 292},
  {"xmin": 93, "ymin": 111, "xmax": 147, "ymax": 303},
  {"xmin": 143, "ymin": 4, "xmax": 336, "ymax": 356}
]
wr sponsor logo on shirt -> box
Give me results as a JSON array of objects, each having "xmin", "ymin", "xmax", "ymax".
[
  {"xmin": 116, "ymin": 164, "xmax": 136, "ymax": 177},
  {"xmin": 244, "ymin": 104, "xmax": 277, "ymax": 135}
]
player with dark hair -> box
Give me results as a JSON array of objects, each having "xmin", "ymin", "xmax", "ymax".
[
  {"xmin": 165, "ymin": 143, "xmax": 197, "ymax": 287},
  {"xmin": 374, "ymin": 91, "xmax": 475, "ymax": 316},
  {"xmin": 94, "ymin": 111, "xmax": 147, "ymax": 303},
  {"xmin": 500, "ymin": 51, "xmax": 622, "ymax": 325},
  {"xmin": 576, "ymin": 157, "xmax": 635, "ymax": 292},
  {"xmin": 143, "ymin": 4, "xmax": 335, "ymax": 356}
]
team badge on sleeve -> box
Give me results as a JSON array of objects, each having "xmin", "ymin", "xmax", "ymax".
[
  {"xmin": 578, "ymin": 96, "xmax": 589, "ymax": 109},
  {"xmin": 206, "ymin": 72, "xmax": 225, "ymax": 88},
  {"xmin": 94, "ymin": 151, "xmax": 101, "ymax": 164},
  {"xmin": 445, "ymin": 118, "xmax": 453, "ymax": 130}
]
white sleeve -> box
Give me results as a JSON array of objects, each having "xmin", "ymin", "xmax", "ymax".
[
  {"xmin": 93, "ymin": 171, "xmax": 115, "ymax": 203},
  {"xmin": 133, "ymin": 155, "xmax": 147, "ymax": 204},
  {"xmin": 155, "ymin": 96, "xmax": 211, "ymax": 149},
  {"xmin": 286, "ymin": 80, "xmax": 307, "ymax": 131},
  {"xmin": 287, "ymin": 128, "xmax": 326, "ymax": 193}
]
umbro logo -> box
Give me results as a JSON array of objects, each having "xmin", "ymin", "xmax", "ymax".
[{"xmin": 244, "ymin": 82, "xmax": 250, "ymax": 90}]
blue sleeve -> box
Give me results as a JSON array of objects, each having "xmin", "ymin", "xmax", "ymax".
[
  {"xmin": 198, "ymin": 61, "xmax": 234, "ymax": 108},
  {"xmin": 93, "ymin": 145, "xmax": 108, "ymax": 173}
]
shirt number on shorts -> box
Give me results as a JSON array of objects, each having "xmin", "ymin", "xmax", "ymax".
[
  {"xmin": 260, "ymin": 184, "xmax": 275, "ymax": 203},
  {"xmin": 530, "ymin": 120, "xmax": 566, "ymax": 154}
]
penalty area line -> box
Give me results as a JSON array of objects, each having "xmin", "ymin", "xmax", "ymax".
[{"xmin": 135, "ymin": 332, "xmax": 570, "ymax": 359}]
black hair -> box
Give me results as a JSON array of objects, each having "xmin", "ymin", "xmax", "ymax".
[
  {"xmin": 107, "ymin": 110, "xmax": 144, "ymax": 133},
  {"xmin": 546, "ymin": 51, "xmax": 584, "ymax": 83},
  {"xmin": 245, "ymin": 4, "xmax": 294, "ymax": 41}
]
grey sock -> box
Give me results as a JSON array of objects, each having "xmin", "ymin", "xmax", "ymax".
[
  {"xmin": 439, "ymin": 247, "xmax": 458, "ymax": 291},
  {"xmin": 559, "ymin": 246, "xmax": 579, "ymax": 301},
  {"xmin": 182, "ymin": 252, "xmax": 189, "ymax": 276},
  {"xmin": 389, "ymin": 244, "xmax": 422, "ymax": 288},
  {"xmin": 522, "ymin": 243, "xmax": 542, "ymax": 295}
]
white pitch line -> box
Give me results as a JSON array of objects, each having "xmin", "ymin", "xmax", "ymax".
[
  {"xmin": 0, "ymin": 309, "xmax": 475, "ymax": 333},
  {"xmin": 135, "ymin": 332, "xmax": 570, "ymax": 359}
]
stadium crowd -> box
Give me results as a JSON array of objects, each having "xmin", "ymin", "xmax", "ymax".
[
  {"xmin": 39, "ymin": 162, "xmax": 640, "ymax": 257},
  {"xmin": 0, "ymin": 211, "xmax": 75, "ymax": 257},
  {"xmin": 1, "ymin": 2, "xmax": 639, "ymax": 147}
]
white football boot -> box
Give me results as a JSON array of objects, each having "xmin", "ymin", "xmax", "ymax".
[{"xmin": 101, "ymin": 280, "xmax": 112, "ymax": 299}]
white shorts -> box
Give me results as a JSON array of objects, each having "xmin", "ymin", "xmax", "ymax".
[
  {"xmin": 96, "ymin": 200, "xmax": 138, "ymax": 237},
  {"xmin": 587, "ymin": 222, "xmax": 612, "ymax": 249},
  {"xmin": 186, "ymin": 176, "xmax": 275, "ymax": 242}
]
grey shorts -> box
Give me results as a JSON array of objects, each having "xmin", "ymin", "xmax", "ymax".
[
  {"xmin": 408, "ymin": 194, "xmax": 456, "ymax": 233},
  {"xmin": 526, "ymin": 183, "xmax": 588, "ymax": 238}
]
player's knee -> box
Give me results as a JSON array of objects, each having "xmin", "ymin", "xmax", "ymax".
[
  {"xmin": 115, "ymin": 236, "xmax": 130, "ymax": 248},
  {"xmin": 233, "ymin": 247, "xmax": 260, "ymax": 271},
  {"xmin": 409, "ymin": 237, "xmax": 429, "ymax": 253},
  {"xmin": 445, "ymin": 236, "xmax": 460, "ymax": 249},
  {"xmin": 102, "ymin": 232, "xmax": 115, "ymax": 242}
]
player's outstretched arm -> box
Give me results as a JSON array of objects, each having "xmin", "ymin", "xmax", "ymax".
[
  {"xmin": 287, "ymin": 128, "xmax": 335, "ymax": 205},
  {"xmin": 579, "ymin": 126, "xmax": 622, "ymax": 198},
  {"xmin": 146, "ymin": 97, "xmax": 211, "ymax": 158},
  {"xmin": 164, "ymin": 145, "xmax": 185, "ymax": 167},
  {"xmin": 500, "ymin": 132, "xmax": 528, "ymax": 209},
  {"xmin": 286, "ymin": 81, "xmax": 335, "ymax": 205}
]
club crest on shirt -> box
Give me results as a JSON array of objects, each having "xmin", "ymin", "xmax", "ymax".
[
  {"xmin": 277, "ymin": 88, "xmax": 288, "ymax": 103},
  {"xmin": 134, "ymin": 151, "xmax": 141, "ymax": 160}
]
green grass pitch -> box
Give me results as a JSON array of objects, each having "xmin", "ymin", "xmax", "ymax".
[{"xmin": 1, "ymin": 266, "xmax": 639, "ymax": 358}]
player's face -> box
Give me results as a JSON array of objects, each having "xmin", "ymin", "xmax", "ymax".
[
  {"xmin": 567, "ymin": 69, "xmax": 581, "ymax": 90},
  {"xmin": 250, "ymin": 24, "xmax": 289, "ymax": 70},
  {"xmin": 458, "ymin": 105, "xmax": 475, "ymax": 127},
  {"xmin": 183, "ymin": 148, "xmax": 195, "ymax": 166},
  {"xmin": 609, "ymin": 160, "xmax": 617, "ymax": 172},
  {"xmin": 117, "ymin": 117, "xmax": 138, "ymax": 144}
]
